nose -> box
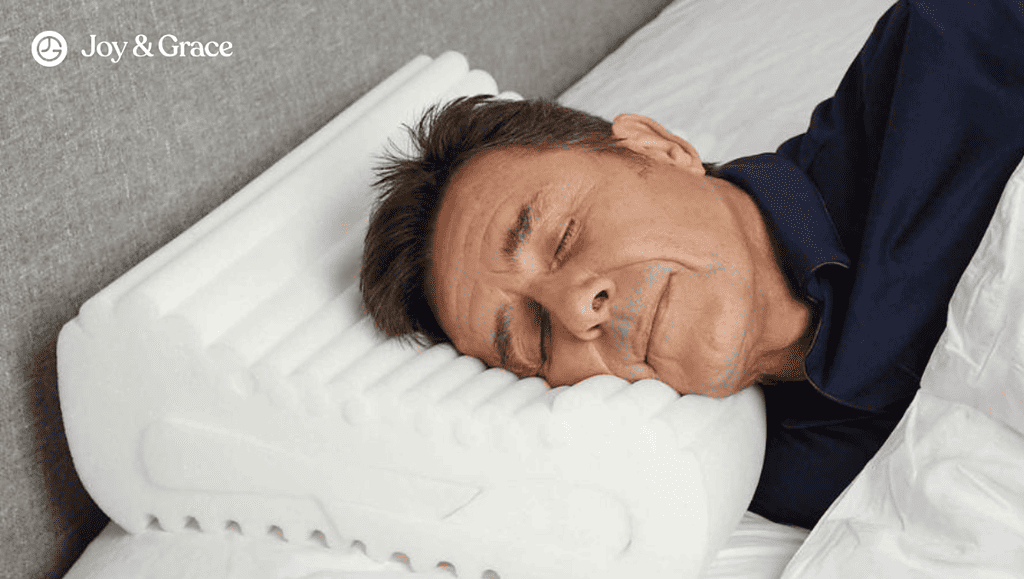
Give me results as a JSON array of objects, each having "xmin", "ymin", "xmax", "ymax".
[{"xmin": 535, "ymin": 272, "xmax": 614, "ymax": 340}]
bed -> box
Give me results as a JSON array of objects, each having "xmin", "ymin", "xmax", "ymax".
[{"xmin": 52, "ymin": 0, "xmax": 1024, "ymax": 577}]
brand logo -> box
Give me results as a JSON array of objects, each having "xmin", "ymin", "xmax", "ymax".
[
  {"xmin": 32, "ymin": 31, "xmax": 67, "ymax": 67},
  {"xmin": 31, "ymin": 31, "xmax": 235, "ymax": 66}
]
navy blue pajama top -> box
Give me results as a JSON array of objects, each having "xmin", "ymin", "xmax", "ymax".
[{"xmin": 717, "ymin": 0, "xmax": 1024, "ymax": 528}]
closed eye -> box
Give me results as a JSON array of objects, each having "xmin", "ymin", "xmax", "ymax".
[
  {"xmin": 554, "ymin": 219, "xmax": 577, "ymax": 264},
  {"xmin": 538, "ymin": 305, "xmax": 551, "ymax": 375},
  {"xmin": 528, "ymin": 299, "xmax": 552, "ymax": 376}
]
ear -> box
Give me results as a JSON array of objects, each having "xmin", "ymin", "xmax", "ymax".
[{"xmin": 611, "ymin": 114, "xmax": 704, "ymax": 175}]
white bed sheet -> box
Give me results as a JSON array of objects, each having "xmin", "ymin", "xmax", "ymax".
[{"xmin": 559, "ymin": 0, "xmax": 894, "ymax": 163}]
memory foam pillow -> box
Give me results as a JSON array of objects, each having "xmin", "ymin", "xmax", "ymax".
[{"xmin": 57, "ymin": 52, "xmax": 768, "ymax": 579}]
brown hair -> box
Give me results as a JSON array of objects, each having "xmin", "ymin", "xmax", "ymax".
[{"xmin": 360, "ymin": 95, "xmax": 717, "ymax": 344}]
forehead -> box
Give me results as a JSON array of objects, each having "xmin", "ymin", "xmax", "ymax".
[
  {"xmin": 436, "ymin": 146, "xmax": 617, "ymax": 231},
  {"xmin": 448, "ymin": 147, "xmax": 583, "ymax": 203},
  {"xmin": 445, "ymin": 148, "xmax": 542, "ymax": 216}
]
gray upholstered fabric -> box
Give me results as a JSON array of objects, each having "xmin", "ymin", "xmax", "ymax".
[{"xmin": 0, "ymin": 1, "xmax": 673, "ymax": 577}]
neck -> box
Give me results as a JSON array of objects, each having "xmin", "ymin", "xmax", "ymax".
[{"xmin": 713, "ymin": 177, "xmax": 814, "ymax": 384}]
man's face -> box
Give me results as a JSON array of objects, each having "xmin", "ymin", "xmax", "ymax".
[{"xmin": 430, "ymin": 115, "xmax": 789, "ymax": 397}]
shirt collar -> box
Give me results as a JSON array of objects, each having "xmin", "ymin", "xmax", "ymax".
[{"xmin": 717, "ymin": 153, "xmax": 851, "ymax": 294}]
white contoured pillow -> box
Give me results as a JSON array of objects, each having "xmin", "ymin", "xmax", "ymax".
[{"xmin": 58, "ymin": 52, "xmax": 767, "ymax": 579}]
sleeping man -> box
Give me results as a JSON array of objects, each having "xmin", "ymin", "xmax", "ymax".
[{"xmin": 360, "ymin": 0, "xmax": 1024, "ymax": 529}]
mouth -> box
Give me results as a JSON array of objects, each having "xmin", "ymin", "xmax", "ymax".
[{"xmin": 639, "ymin": 274, "xmax": 673, "ymax": 365}]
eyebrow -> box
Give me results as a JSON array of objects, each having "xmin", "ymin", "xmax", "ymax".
[
  {"xmin": 494, "ymin": 303, "xmax": 532, "ymax": 376},
  {"xmin": 502, "ymin": 204, "xmax": 534, "ymax": 262}
]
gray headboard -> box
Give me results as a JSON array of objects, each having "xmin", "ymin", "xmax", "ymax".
[{"xmin": 0, "ymin": 1, "xmax": 672, "ymax": 577}]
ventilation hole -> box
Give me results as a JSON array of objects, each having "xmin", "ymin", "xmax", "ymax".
[
  {"xmin": 309, "ymin": 530, "xmax": 328, "ymax": 548},
  {"xmin": 267, "ymin": 525, "xmax": 286, "ymax": 541},
  {"xmin": 437, "ymin": 561, "xmax": 456, "ymax": 575},
  {"xmin": 225, "ymin": 520, "xmax": 242, "ymax": 534},
  {"xmin": 482, "ymin": 570, "xmax": 501, "ymax": 579},
  {"xmin": 146, "ymin": 516, "xmax": 164, "ymax": 531},
  {"xmin": 351, "ymin": 540, "xmax": 366, "ymax": 553},
  {"xmin": 391, "ymin": 552, "xmax": 411, "ymax": 569},
  {"xmin": 184, "ymin": 516, "xmax": 201, "ymax": 531}
]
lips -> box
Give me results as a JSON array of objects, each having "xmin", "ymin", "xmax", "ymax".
[{"xmin": 638, "ymin": 274, "xmax": 673, "ymax": 364}]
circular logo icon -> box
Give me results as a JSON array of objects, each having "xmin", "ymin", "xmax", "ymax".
[{"xmin": 32, "ymin": 31, "xmax": 68, "ymax": 67}]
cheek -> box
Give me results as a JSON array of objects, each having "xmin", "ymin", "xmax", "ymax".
[
  {"xmin": 597, "ymin": 194, "xmax": 685, "ymax": 240},
  {"xmin": 586, "ymin": 229, "xmax": 685, "ymax": 267},
  {"xmin": 582, "ymin": 207, "xmax": 679, "ymax": 259},
  {"xmin": 649, "ymin": 273, "xmax": 755, "ymax": 394}
]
